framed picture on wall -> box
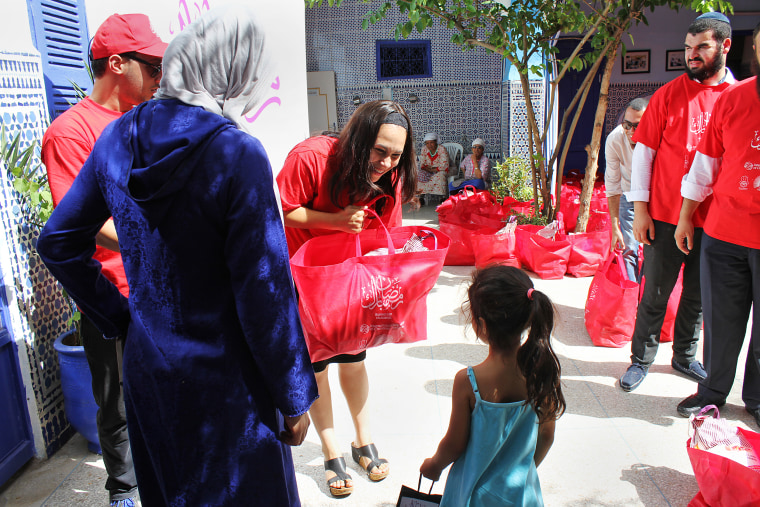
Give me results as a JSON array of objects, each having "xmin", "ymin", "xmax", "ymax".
[
  {"xmin": 666, "ymin": 49, "xmax": 686, "ymax": 71},
  {"xmin": 622, "ymin": 50, "xmax": 650, "ymax": 74}
]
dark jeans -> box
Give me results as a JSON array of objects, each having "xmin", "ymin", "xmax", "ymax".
[
  {"xmin": 630, "ymin": 219, "xmax": 703, "ymax": 366},
  {"xmin": 697, "ymin": 233, "xmax": 760, "ymax": 409},
  {"xmin": 81, "ymin": 314, "xmax": 137, "ymax": 501}
]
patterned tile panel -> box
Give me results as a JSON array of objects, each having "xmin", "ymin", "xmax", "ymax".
[
  {"xmin": 605, "ymin": 81, "xmax": 665, "ymax": 133},
  {"xmin": 0, "ymin": 51, "xmax": 73, "ymax": 457}
]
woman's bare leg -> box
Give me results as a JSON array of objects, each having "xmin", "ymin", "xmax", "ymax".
[
  {"xmin": 310, "ymin": 367, "xmax": 353, "ymax": 491},
  {"xmin": 339, "ymin": 361, "xmax": 389, "ymax": 476}
]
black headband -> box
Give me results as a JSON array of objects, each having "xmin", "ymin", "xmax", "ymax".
[{"xmin": 382, "ymin": 111, "xmax": 409, "ymax": 130}]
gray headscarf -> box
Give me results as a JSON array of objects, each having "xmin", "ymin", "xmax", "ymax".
[{"xmin": 154, "ymin": 4, "xmax": 273, "ymax": 129}]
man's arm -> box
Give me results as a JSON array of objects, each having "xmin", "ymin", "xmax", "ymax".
[
  {"xmin": 43, "ymin": 135, "xmax": 120, "ymax": 251},
  {"xmin": 628, "ymin": 143, "xmax": 657, "ymax": 245},
  {"xmin": 675, "ymin": 151, "xmax": 720, "ymax": 254},
  {"xmin": 96, "ymin": 220, "xmax": 120, "ymax": 252},
  {"xmin": 605, "ymin": 135, "xmax": 625, "ymax": 251}
]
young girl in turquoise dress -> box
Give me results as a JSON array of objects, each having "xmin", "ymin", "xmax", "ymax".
[{"xmin": 420, "ymin": 265, "xmax": 565, "ymax": 506}]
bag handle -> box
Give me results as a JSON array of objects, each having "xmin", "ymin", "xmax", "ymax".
[
  {"xmin": 610, "ymin": 248, "xmax": 630, "ymax": 281},
  {"xmin": 417, "ymin": 473, "xmax": 436, "ymax": 495},
  {"xmin": 418, "ymin": 229, "xmax": 438, "ymax": 250},
  {"xmin": 697, "ymin": 404, "xmax": 720, "ymax": 418},
  {"xmin": 355, "ymin": 207, "xmax": 394, "ymax": 256}
]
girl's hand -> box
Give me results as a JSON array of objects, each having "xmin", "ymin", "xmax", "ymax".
[
  {"xmin": 335, "ymin": 205, "xmax": 367, "ymax": 234},
  {"xmin": 420, "ymin": 458, "xmax": 442, "ymax": 481}
]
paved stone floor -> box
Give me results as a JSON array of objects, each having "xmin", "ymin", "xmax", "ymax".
[{"xmin": 1, "ymin": 201, "xmax": 755, "ymax": 506}]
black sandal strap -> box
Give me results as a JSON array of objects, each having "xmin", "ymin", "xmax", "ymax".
[
  {"xmin": 324, "ymin": 457, "xmax": 351, "ymax": 486},
  {"xmin": 352, "ymin": 443, "xmax": 388, "ymax": 471}
]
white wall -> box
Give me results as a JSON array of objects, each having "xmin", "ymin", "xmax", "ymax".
[
  {"xmin": 84, "ymin": 0, "xmax": 310, "ymax": 174},
  {"xmin": 1, "ymin": 0, "xmax": 36, "ymax": 52},
  {"xmin": 612, "ymin": 1, "xmax": 760, "ymax": 84}
]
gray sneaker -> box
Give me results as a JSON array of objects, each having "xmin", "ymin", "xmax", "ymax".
[{"xmin": 620, "ymin": 363, "xmax": 648, "ymax": 392}]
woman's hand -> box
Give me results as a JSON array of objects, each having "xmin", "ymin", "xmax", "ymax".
[
  {"xmin": 334, "ymin": 205, "xmax": 367, "ymax": 234},
  {"xmin": 281, "ymin": 414, "xmax": 311, "ymax": 446},
  {"xmin": 421, "ymin": 164, "xmax": 436, "ymax": 174},
  {"xmin": 420, "ymin": 457, "xmax": 442, "ymax": 482}
]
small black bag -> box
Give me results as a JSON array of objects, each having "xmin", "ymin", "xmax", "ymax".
[{"xmin": 396, "ymin": 474, "xmax": 442, "ymax": 506}]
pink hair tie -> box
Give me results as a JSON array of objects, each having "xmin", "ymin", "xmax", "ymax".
[{"xmin": 527, "ymin": 288, "xmax": 534, "ymax": 300}]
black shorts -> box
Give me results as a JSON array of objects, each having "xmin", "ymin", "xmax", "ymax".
[{"xmin": 312, "ymin": 351, "xmax": 367, "ymax": 373}]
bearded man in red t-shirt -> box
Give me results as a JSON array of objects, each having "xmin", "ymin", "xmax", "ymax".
[
  {"xmin": 673, "ymin": 22, "xmax": 760, "ymax": 427},
  {"xmin": 619, "ymin": 12, "xmax": 735, "ymax": 392},
  {"xmin": 41, "ymin": 14, "xmax": 166, "ymax": 507}
]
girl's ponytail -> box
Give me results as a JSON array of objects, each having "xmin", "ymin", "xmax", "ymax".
[{"xmin": 517, "ymin": 289, "xmax": 565, "ymax": 423}]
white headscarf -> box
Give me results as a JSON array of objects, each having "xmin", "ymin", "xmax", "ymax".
[
  {"xmin": 154, "ymin": 4, "xmax": 273, "ymax": 130},
  {"xmin": 423, "ymin": 133, "xmax": 438, "ymax": 142}
]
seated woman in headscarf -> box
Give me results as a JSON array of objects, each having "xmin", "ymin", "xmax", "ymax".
[
  {"xmin": 449, "ymin": 138, "xmax": 492, "ymax": 193},
  {"xmin": 36, "ymin": 6, "xmax": 318, "ymax": 506},
  {"xmin": 413, "ymin": 132, "xmax": 449, "ymax": 206}
]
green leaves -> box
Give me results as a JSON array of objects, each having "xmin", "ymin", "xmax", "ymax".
[{"xmin": 1, "ymin": 123, "xmax": 53, "ymax": 227}]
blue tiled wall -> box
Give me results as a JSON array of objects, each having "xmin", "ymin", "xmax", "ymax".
[
  {"xmin": 305, "ymin": 1, "xmax": 507, "ymax": 154},
  {"xmin": 0, "ymin": 51, "xmax": 73, "ymax": 457}
]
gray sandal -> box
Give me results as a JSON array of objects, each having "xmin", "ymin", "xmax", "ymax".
[
  {"xmin": 351, "ymin": 443, "xmax": 389, "ymax": 481},
  {"xmin": 324, "ymin": 457, "xmax": 353, "ymax": 497}
]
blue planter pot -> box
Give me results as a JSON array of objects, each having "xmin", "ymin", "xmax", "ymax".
[{"xmin": 54, "ymin": 330, "xmax": 101, "ymax": 454}]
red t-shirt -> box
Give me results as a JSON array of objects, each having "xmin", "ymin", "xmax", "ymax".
[
  {"xmin": 41, "ymin": 97, "xmax": 129, "ymax": 297},
  {"xmin": 698, "ymin": 77, "xmax": 760, "ymax": 249},
  {"xmin": 276, "ymin": 135, "xmax": 403, "ymax": 257},
  {"xmin": 633, "ymin": 73, "xmax": 732, "ymax": 226}
]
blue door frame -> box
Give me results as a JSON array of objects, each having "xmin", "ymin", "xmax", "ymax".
[{"xmin": 0, "ymin": 281, "xmax": 35, "ymax": 486}]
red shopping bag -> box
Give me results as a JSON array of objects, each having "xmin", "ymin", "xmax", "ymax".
[
  {"xmin": 439, "ymin": 221, "xmax": 499, "ymax": 266},
  {"xmin": 290, "ymin": 218, "xmax": 449, "ymax": 362},
  {"xmin": 584, "ymin": 251, "xmax": 639, "ymax": 347},
  {"xmin": 566, "ymin": 230, "xmax": 611, "ymax": 278},
  {"xmin": 472, "ymin": 223, "xmax": 519, "ymax": 269},
  {"xmin": 515, "ymin": 224, "xmax": 572, "ymax": 279},
  {"xmin": 437, "ymin": 187, "xmax": 503, "ymax": 266},
  {"xmin": 436, "ymin": 186, "xmax": 498, "ymax": 224},
  {"xmin": 687, "ymin": 422, "xmax": 760, "ymax": 506}
]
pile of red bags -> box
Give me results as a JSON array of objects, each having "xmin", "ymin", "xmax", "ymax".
[{"xmin": 436, "ymin": 185, "xmax": 611, "ymax": 279}]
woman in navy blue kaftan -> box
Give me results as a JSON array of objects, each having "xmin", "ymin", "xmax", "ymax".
[{"xmin": 36, "ymin": 6, "xmax": 318, "ymax": 506}]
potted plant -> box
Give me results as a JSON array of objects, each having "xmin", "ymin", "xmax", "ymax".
[
  {"xmin": 1, "ymin": 124, "xmax": 101, "ymax": 453},
  {"xmin": 491, "ymin": 156, "xmax": 548, "ymax": 226}
]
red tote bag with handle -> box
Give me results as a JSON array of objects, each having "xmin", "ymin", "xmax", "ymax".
[
  {"xmin": 290, "ymin": 213, "xmax": 450, "ymax": 362},
  {"xmin": 472, "ymin": 222, "xmax": 519, "ymax": 269},
  {"xmin": 566, "ymin": 230, "xmax": 611, "ymax": 278},
  {"xmin": 515, "ymin": 224, "xmax": 572, "ymax": 280},
  {"xmin": 584, "ymin": 250, "xmax": 640, "ymax": 347}
]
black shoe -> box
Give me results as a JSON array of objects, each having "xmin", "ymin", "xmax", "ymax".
[
  {"xmin": 746, "ymin": 406, "xmax": 760, "ymax": 429},
  {"xmin": 671, "ymin": 359, "xmax": 707, "ymax": 382},
  {"xmin": 620, "ymin": 363, "xmax": 648, "ymax": 392},
  {"xmin": 677, "ymin": 393, "xmax": 725, "ymax": 418}
]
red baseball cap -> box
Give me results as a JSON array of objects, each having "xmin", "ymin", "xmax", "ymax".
[{"xmin": 90, "ymin": 13, "xmax": 168, "ymax": 60}]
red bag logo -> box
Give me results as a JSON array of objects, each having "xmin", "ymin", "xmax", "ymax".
[{"xmin": 361, "ymin": 275, "xmax": 404, "ymax": 310}]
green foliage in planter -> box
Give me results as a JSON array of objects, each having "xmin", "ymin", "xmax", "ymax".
[
  {"xmin": 1, "ymin": 124, "xmax": 54, "ymax": 228},
  {"xmin": 2, "ymin": 124, "xmax": 82, "ymax": 342},
  {"xmin": 511, "ymin": 212, "xmax": 549, "ymax": 226},
  {"xmin": 491, "ymin": 156, "xmax": 540, "ymax": 206}
]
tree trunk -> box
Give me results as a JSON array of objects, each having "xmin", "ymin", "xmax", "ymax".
[{"xmin": 574, "ymin": 39, "xmax": 620, "ymax": 233}]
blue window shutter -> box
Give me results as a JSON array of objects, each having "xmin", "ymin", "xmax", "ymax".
[{"xmin": 26, "ymin": 0, "xmax": 91, "ymax": 119}]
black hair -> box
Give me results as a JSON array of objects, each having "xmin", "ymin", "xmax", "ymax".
[
  {"xmin": 465, "ymin": 265, "xmax": 565, "ymax": 423},
  {"xmin": 329, "ymin": 100, "xmax": 417, "ymax": 213},
  {"xmin": 91, "ymin": 57, "xmax": 108, "ymax": 79},
  {"xmin": 754, "ymin": 20, "xmax": 760, "ymax": 43},
  {"xmin": 687, "ymin": 17, "xmax": 732, "ymax": 46}
]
